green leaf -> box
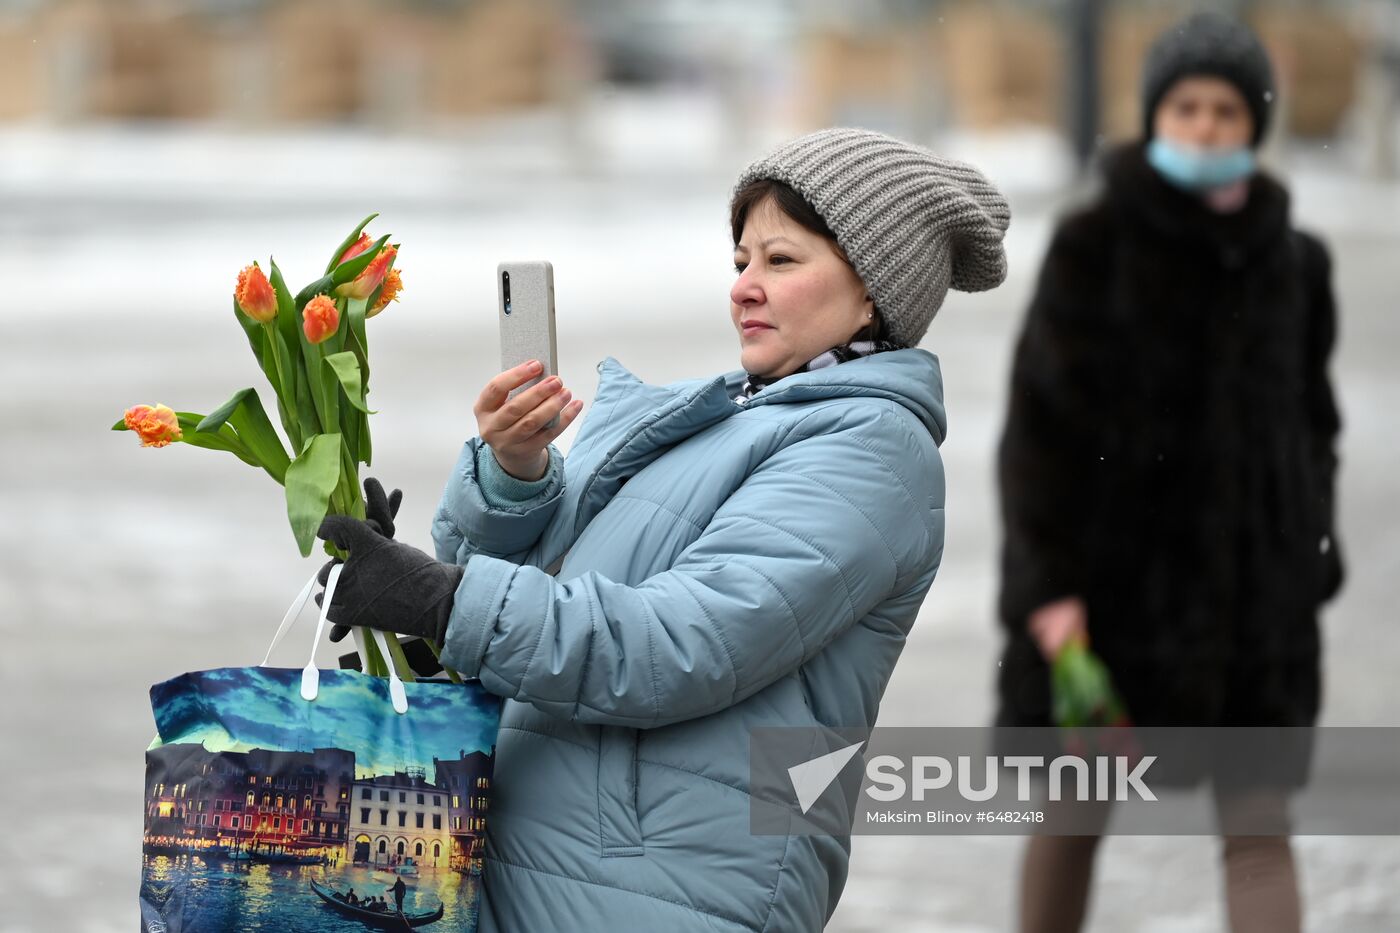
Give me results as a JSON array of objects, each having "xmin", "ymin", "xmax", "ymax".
[
  {"xmin": 270, "ymin": 257, "xmax": 308, "ymax": 342},
  {"xmin": 347, "ymin": 296, "xmax": 370, "ymax": 374},
  {"xmin": 325, "ymin": 212, "xmax": 380, "ymax": 275},
  {"xmin": 345, "ymin": 310, "xmax": 371, "ymax": 412},
  {"xmin": 339, "ymin": 297, "xmax": 376, "ymax": 468},
  {"xmin": 305, "ymin": 339, "xmax": 340, "ymax": 439},
  {"xmin": 341, "ymin": 402, "xmax": 361, "ymax": 471},
  {"xmin": 320, "ymin": 351, "xmax": 342, "ymax": 435},
  {"xmin": 267, "ymin": 259, "xmax": 307, "ymax": 449},
  {"xmin": 178, "ymin": 433, "xmax": 260, "ymax": 469},
  {"xmin": 196, "ymin": 388, "xmax": 248, "ymax": 434},
  {"xmin": 195, "ymin": 388, "xmax": 292, "ymax": 484},
  {"xmin": 323, "ymin": 352, "xmax": 375, "ymax": 414},
  {"xmin": 173, "ymin": 411, "xmax": 246, "ymax": 450},
  {"xmin": 285, "ymin": 433, "xmax": 343, "ymax": 557},
  {"xmin": 329, "ymin": 234, "xmax": 391, "ymax": 289},
  {"xmin": 293, "ymin": 356, "xmax": 321, "ymax": 435}
]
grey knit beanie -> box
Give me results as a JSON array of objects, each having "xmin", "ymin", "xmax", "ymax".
[
  {"xmin": 1141, "ymin": 11, "xmax": 1275, "ymax": 147},
  {"xmin": 731, "ymin": 127, "xmax": 1011, "ymax": 348}
]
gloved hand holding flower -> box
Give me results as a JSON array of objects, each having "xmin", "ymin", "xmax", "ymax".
[
  {"xmin": 313, "ymin": 505, "xmax": 464, "ymax": 647},
  {"xmin": 318, "ymin": 476, "xmax": 402, "ymax": 644}
]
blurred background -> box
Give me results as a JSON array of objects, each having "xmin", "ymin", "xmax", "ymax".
[{"xmin": 1, "ymin": 1, "xmax": 1397, "ymax": 930}]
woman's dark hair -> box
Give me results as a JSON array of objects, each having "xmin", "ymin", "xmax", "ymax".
[{"xmin": 730, "ymin": 178, "xmax": 888, "ymax": 344}]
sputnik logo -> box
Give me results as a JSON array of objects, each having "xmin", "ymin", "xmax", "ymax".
[{"xmin": 787, "ymin": 741, "xmax": 865, "ymax": 814}]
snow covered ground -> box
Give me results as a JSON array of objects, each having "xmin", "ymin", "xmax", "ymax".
[{"xmin": 1, "ymin": 113, "xmax": 1397, "ymax": 932}]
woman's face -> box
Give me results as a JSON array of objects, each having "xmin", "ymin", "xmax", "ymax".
[
  {"xmin": 1153, "ymin": 75, "xmax": 1254, "ymax": 150},
  {"xmin": 730, "ymin": 197, "xmax": 874, "ymax": 380}
]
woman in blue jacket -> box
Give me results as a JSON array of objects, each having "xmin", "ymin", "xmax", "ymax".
[{"xmin": 316, "ymin": 128, "xmax": 1010, "ymax": 932}]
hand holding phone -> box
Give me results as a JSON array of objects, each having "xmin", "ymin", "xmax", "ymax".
[
  {"xmin": 483, "ymin": 261, "xmax": 581, "ymax": 478},
  {"xmin": 474, "ymin": 360, "xmax": 583, "ymax": 480}
]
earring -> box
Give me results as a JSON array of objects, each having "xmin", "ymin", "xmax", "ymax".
[{"xmin": 866, "ymin": 312, "xmax": 873, "ymax": 319}]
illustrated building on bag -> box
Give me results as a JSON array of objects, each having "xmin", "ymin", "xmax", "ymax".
[
  {"xmin": 240, "ymin": 748, "xmax": 355, "ymax": 849},
  {"xmin": 143, "ymin": 744, "xmax": 354, "ymax": 855},
  {"xmin": 434, "ymin": 748, "xmax": 495, "ymax": 874},
  {"xmin": 346, "ymin": 767, "xmax": 454, "ymax": 868},
  {"xmin": 146, "ymin": 742, "xmax": 496, "ymax": 874}
]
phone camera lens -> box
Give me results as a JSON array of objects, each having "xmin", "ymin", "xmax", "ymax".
[{"xmin": 502, "ymin": 271, "xmax": 512, "ymax": 315}]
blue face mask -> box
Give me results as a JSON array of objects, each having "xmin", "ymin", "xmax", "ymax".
[{"xmin": 1146, "ymin": 138, "xmax": 1256, "ymax": 191}]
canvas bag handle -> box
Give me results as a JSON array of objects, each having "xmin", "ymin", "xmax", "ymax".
[{"xmin": 260, "ymin": 564, "xmax": 409, "ymax": 715}]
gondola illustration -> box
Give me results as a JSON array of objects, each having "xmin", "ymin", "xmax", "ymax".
[{"xmin": 310, "ymin": 879, "xmax": 444, "ymax": 928}]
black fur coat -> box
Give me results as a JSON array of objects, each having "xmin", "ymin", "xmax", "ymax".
[{"xmin": 995, "ymin": 141, "xmax": 1343, "ymax": 728}]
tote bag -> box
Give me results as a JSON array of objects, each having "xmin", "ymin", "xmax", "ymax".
[{"xmin": 139, "ymin": 565, "xmax": 502, "ymax": 932}]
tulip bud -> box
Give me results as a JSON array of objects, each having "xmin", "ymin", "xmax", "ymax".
[
  {"xmin": 336, "ymin": 244, "xmax": 397, "ymax": 301},
  {"xmin": 303, "ymin": 294, "xmax": 340, "ymax": 344},
  {"xmin": 124, "ymin": 404, "xmax": 183, "ymax": 448},
  {"xmin": 235, "ymin": 263, "xmax": 278, "ymax": 324},
  {"xmin": 336, "ymin": 233, "xmax": 373, "ymax": 266},
  {"xmin": 367, "ymin": 268, "xmax": 402, "ymax": 319}
]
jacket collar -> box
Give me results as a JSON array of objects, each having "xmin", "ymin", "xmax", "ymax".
[
  {"xmin": 554, "ymin": 351, "xmax": 946, "ymax": 545},
  {"xmin": 724, "ymin": 347, "xmax": 947, "ymax": 443}
]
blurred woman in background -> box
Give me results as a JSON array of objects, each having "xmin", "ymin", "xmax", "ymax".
[{"xmin": 994, "ymin": 12, "xmax": 1344, "ymax": 933}]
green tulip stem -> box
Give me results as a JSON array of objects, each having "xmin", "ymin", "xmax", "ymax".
[
  {"xmin": 424, "ymin": 639, "xmax": 464, "ymax": 684},
  {"xmin": 260, "ymin": 320, "xmax": 296, "ymax": 446},
  {"xmin": 326, "ymin": 484, "xmax": 347, "ymax": 519},
  {"xmin": 359, "ymin": 628, "xmax": 387, "ymax": 677},
  {"xmin": 340, "ymin": 444, "xmax": 362, "ymax": 516},
  {"xmin": 383, "ymin": 632, "xmax": 416, "ymax": 683}
]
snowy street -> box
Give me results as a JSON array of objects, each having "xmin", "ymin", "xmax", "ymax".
[{"xmin": 1, "ymin": 120, "xmax": 1397, "ymax": 932}]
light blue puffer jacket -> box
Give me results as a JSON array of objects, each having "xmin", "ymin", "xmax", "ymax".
[{"xmin": 433, "ymin": 348, "xmax": 947, "ymax": 932}]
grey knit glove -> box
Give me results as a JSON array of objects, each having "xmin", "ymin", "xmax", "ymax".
[{"xmin": 314, "ymin": 514, "xmax": 464, "ymax": 645}]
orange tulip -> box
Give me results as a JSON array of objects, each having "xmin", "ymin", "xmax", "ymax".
[
  {"xmin": 235, "ymin": 263, "xmax": 278, "ymax": 324},
  {"xmin": 124, "ymin": 404, "xmax": 183, "ymax": 448},
  {"xmin": 336, "ymin": 233, "xmax": 373, "ymax": 266},
  {"xmin": 302, "ymin": 295, "xmax": 340, "ymax": 344},
  {"xmin": 367, "ymin": 268, "xmax": 402, "ymax": 319},
  {"xmin": 336, "ymin": 244, "xmax": 397, "ymax": 301}
]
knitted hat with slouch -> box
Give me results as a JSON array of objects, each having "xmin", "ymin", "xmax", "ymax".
[{"xmin": 731, "ymin": 127, "xmax": 1011, "ymax": 348}]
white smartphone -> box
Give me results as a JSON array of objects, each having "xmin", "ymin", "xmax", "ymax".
[{"xmin": 496, "ymin": 261, "xmax": 559, "ymax": 431}]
